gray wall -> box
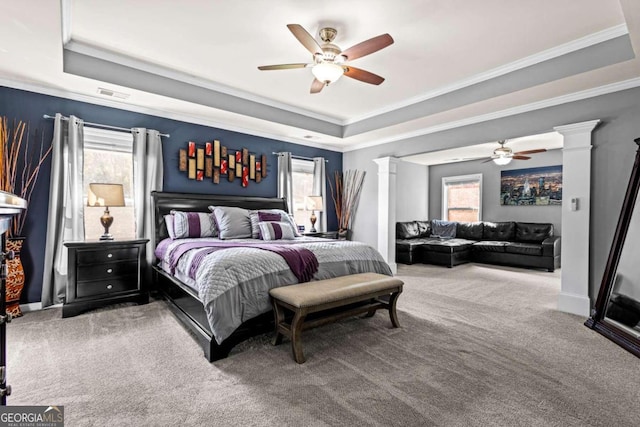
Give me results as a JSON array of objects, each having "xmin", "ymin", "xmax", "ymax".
[
  {"xmin": 428, "ymin": 149, "xmax": 563, "ymax": 235},
  {"xmin": 396, "ymin": 161, "xmax": 428, "ymax": 222},
  {"xmin": 344, "ymin": 86, "xmax": 640, "ymax": 301}
]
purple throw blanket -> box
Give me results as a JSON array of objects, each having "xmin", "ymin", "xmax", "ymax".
[{"xmin": 168, "ymin": 240, "xmax": 319, "ymax": 283}]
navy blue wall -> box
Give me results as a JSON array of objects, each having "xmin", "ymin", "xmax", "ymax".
[{"xmin": 0, "ymin": 86, "xmax": 342, "ymax": 303}]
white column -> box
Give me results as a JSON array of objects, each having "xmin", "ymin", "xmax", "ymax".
[
  {"xmin": 373, "ymin": 157, "xmax": 400, "ymax": 274},
  {"xmin": 554, "ymin": 120, "xmax": 600, "ymax": 316}
]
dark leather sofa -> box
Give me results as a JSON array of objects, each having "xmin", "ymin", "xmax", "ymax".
[{"xmin": 396, "ymin": 220, "xmax": 561, "ymax": 271}]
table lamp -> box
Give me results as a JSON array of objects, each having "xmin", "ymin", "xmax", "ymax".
[
  {"xmin": 305, "ymin": 195, "xmax": 324, "ymax": 233},
  {"xmin": 88, "ymin": 183, "xmax": 125, "ymax": 240}
]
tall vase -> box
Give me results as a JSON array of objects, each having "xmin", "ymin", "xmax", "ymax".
[{"xmin": 5, "ymin": 237, "xmax": 25, "ymax": 318}]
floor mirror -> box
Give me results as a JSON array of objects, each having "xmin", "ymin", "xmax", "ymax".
[{"xmin": 585, "ymin": 137, "xmax": 640, "ymax": 358}]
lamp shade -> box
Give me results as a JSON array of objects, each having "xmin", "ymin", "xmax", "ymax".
[
  {"xmin": 493, "ymin": 156, "xmax": 512, "ymax": 166},
  {"xmin": 88, "ymin": 183, "xmax": 125, "ymax": 207},
  {"xmin": 305, "ymin": 196, "xmax": 324, "ymax": 212},
  {"xmin": 311, "ymin": 63, "xmax": 344, "ymax": 84}
]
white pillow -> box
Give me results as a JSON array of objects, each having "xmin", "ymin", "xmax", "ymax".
[{"xmin": 164, "ymin": 214, "xmax": 176, "ymax": 239}]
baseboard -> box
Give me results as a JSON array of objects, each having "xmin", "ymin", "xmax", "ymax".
[
  {"xmin": 557, "ymin": 292, "xmax": 591, "ymax": 317},
  {"xmin": 17, "ymin": 302, "xmax": 63, "ymax": 313},
  {"xmin": 388, "ymin": 262, "xmax": 398, "ymax": 275},
  {"xmin": 19, "ymin": 302, "xmax": 43, "ymax": 313}
]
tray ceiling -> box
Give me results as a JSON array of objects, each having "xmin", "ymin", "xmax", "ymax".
[{"xmin": 1, "ymin": 0, "xmax": 639, "ymax": 152}]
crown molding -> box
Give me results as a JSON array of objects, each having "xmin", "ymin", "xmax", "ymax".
[
  {"xmin": 64, "ymin": 39, "xmax": 344, "ymax": 126},
  {"xmin": 4, "ymin": 75, "xmax": 639, "ymax": 155},
  {"xmin": 0, "ymin": 78, "xmax": 345, "ymax": 152},
  {"xmin": 60, "ymin": 0, "xmax": 72, "ymax": 44},
  {"xmin": 344, "ymin": 77, "xmax": 640, "ymax": 152},
  {"xmin": 343, "ymin": 24, "xmax": 630, "ymax": 125},
  {"xmin": 554, "ymin": 120, "xmax": 601, "ymax": 135}
]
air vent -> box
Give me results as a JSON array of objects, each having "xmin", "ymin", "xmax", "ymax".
[{"xmin": 97, "ymin": 87, "xmax": 130, "ymax": 99}]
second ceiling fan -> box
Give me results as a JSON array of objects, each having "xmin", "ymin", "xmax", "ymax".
[
  {"xmin": 482, "ymin": 140, "xmax": 547, "ymax": 165},
  {"xmin": 258, "ymin": 24, "xmax": 394, "ymax": 93}
]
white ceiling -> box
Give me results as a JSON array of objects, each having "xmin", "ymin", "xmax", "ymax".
[{"xmin": 1, "ymin": 0, "xmax": 639, "ymax": 153}]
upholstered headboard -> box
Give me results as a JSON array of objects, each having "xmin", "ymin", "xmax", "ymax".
[{"xmin": 151, "ymin": 191, "xmax": 288, "ymax": 250}]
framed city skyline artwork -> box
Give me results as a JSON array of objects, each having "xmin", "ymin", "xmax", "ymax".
[{"xmin": 500, "ymin": 165, "xmax": 562, "ymax": 206}]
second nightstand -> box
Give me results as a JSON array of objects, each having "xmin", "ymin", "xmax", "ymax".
[
  {"xmin": 303, "ymin": 231, "xmax": 338, "ymax": 239},
  {"xmin": 63, "ymin": 239, "xmax": 149, "ymax": 318}
]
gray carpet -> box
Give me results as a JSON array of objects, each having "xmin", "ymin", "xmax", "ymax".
[{"xmin": 7, "ymin": 263, "xmax": 640, "ymax": 426}]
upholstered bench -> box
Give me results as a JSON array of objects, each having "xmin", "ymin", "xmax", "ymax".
[{"xmin": 269, "ymin": 273, "xmax": 404, "ymax": 364}]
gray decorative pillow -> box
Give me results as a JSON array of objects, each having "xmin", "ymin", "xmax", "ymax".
[
  {"xmin": 168, "ymin": 211, "xmax": 217, "ymax": 239},
  {"xmin": 210, "ymin": 206, "xmax": 252, "ymax": 239},
  {"xmin": 249, "ymin": 209, "xmax": 301, "ymax": 238},
  {"xmin": 258, "ymin": 221, "xmax": 296, "ymax": 240}
]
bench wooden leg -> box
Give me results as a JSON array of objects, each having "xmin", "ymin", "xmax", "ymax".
[
  {"xmin": 271, "ymin": 299, "xmax": 285, "ymax": 346},
  {"xmin": 388, "ymin": 291, "xmax": 401, "ymax": 328},
  {"xmin": 291, "ymin": 310, "xmax": 307, "ymax": 364}
]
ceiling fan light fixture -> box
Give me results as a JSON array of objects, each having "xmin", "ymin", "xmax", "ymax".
[
  {"xmin": 493, "ymin": 155, "xmax": 512, "ymax": 166},
  {"xmin": 311, "ymin": 62, "xmax": 344, "ymax": 85}
]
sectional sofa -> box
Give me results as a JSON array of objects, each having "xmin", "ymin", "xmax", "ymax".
[{"xmin": 396, "ymin": 220, "xmax": 561, "ymax": 272}]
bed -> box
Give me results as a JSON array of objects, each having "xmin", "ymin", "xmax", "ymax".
[{"xmin": 151, "ymin": 191, "xmax": 392, "ymax": 361}]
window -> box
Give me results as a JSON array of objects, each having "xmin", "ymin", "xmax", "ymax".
[
  {"xmin": 291, "ymin": 158, "xmax": 315, "ymax": 231},
  {"xmin": 442, "ymin": 174, "xmax": 482, "ymax": 222},
  {"xmin": 83, "ymin": 127, "xmax": 136, "ymax": 240}
]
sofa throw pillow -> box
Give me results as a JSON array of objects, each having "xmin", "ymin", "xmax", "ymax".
[
  {"xmin": 258, "ymin": 221, "xmax": 296, "ymax": 241},
  {"xmin": 210, "ymin": 206, "xmax": 252, "ymax": 239},
  {"xmin": 431, "ymin": 219, "xmax": 457, "ymax": 239},
  {"xmin": 396, "ymin": 221, "xmax": 419, "ymax": 239},
  {"xmin": 249, "ymin": 209, "xmax": 301, "ymax": 239},
  {"xmin": 170, "ymin": 211, "xmax": 217, "ymax": 239},
  {"xmin": 416, "ymin": 220, "xmax": 431, "ymax": 237}
]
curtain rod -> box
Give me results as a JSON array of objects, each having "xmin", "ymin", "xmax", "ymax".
[
  {"xmin": 272, "ymin": 152, "xmax": 328, "ymax": 162},
  {"xmin": 43, "ymin": 114, "xmax": 170, "ymax": 138}
]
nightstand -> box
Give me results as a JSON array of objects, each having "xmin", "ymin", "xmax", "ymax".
[
  {"xmin": 63, "ymin": 239, "xmax": 149, "ymax": 318},
  {"xmin": 303, "ymin": 231, "xmax": 338, "ymax": 239}
]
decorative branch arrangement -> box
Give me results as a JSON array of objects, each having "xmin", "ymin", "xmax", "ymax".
[
  {"xmin": 328, "ymin": 169, "xmax": 366, "ymax": 233},
  {"xmin": 179, "ymin": 140, "xmax": 267, "ymax": 187},
  {"xmin": 0, "ymin": 117, "xmax": 52, "ymax": 237}
]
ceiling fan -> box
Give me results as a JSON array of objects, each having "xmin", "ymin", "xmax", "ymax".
[
  {"xmin": 257, "ymin": 24, "xmax": 394, "ymax": 93},
  {"xmin": 482, "ymin": 140, "xmax": 547, "ymax": 165}
]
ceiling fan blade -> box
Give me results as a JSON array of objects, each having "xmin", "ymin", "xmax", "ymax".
[
  {"xmin": 258, "ymin": 63, "xmax": 309, "ymax": 71},
  {"xmin": 310, "ymin": 78, "xmax": 325, "ymax": 94},
  {"xmin": 341, "ymin": 34, "xmax": 394, "ymax": 61},
  {"xmin": 513, "ymin": 149, "xmax": 547, "ymax": 155},
  {"xmin": 287, "ymin": 24, "xmax": 322, "ymax": 55},
  {"xmin": 512, "ymin": 155, "xmax": 531, "ymax": 160},
  {"xmin": 258, "ymin": 64, "xmax": 309, "ymax": 71},
  {"xmin": 344, "ymin": 66, "xmax": 385, "ymax": 85}
]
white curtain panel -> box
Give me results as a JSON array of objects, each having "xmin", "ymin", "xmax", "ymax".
[
  {"xmin": 277, "ymin": 152, "xmax": 294, "ymax": 214},
  {"xmin": 41, "ymin": 114, "xmax": 85, "ymax": 307},
  {"xmin": 312, "ymin": 157, "xmax": 327, "ymax": 232},
  {"xmin": 132, "ymin": 128, "xmax": 164, "ymax": 265}
]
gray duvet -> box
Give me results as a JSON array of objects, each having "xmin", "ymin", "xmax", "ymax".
[{"xmin": 157, "ymin": 237, "xmax": 392, "ymax": 344}]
